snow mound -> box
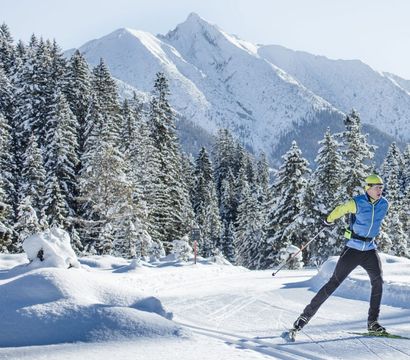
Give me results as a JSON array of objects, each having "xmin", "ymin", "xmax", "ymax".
[
  {"xmin": 310, "ymin": 253, "xmax": 410, "ymax": 308},
  {"xmin": 22, "ymin": 228, "xmax": 80, "ymax": 269},
  {"xmin": 0, "ymin": 261, "xmax": 181, "ymax": 347}
]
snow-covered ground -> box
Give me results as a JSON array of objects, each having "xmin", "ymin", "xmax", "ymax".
[{"xmin": 1, "ymin": 245, "xmax": 410, "ymax": 359}]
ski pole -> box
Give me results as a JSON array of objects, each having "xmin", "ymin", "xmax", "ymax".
[{"xmin": 272, "ymin": 227, "xmax": 326, "ymax": 277}]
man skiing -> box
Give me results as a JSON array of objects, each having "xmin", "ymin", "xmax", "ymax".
[{"xmin": 290, "ymin": 174, "xmax": 389, "ymax": 337}]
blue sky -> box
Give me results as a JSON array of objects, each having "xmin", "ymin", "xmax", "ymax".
[{"xmin": 2, "ymin": 0, "xmax": 410, "ymax": 79}]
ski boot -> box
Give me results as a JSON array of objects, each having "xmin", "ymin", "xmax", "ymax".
[
  {"xmin": 368, "ymin": 320, "xmax": 386, "ymax": 334},
  {"xmin": 282, "ymin": 315, "xmax": 310, "ymax": 342}
]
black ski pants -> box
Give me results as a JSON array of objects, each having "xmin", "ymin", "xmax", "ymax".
[{"xmin": 302, "ymin": 246, "xmax": 383, "ymax": 322}]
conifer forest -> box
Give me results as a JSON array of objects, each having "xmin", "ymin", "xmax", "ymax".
[{"xmin": 1, "ymin": 24, "xmax": 410, "ymax": 269}]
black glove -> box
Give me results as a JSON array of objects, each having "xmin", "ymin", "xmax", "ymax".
[{"xmin": 323, "ymin": 219, "xmax": 334, "ymax": 227}]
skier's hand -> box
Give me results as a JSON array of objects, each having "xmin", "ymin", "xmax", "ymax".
[{"xmin": 323, "ymin": 219, "xmax": 334, "ymax": 227}]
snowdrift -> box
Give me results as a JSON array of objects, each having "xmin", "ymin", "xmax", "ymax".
[
  {"xmin": 0, "ymin": 229, "xmax": 183, "ymax": 347},
  {"xmin": 310, "ymin": 253, "xmax": 410, "ymax": 308},
  {"xmin": 0, "ymin": 262, "xmax": 182, "ymax": 347},
  {"xmin": 0, "ymin": 264, "xmax": 181, "ymax": 347}
]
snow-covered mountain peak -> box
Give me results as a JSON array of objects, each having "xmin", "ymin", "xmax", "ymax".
[
  {"xmin": 163, "ymin": 13, "xmax": 258, "ymax": 59},
  {"xmin": 166, "ymin": 12, "xmax": 219, "ymax": 38},
  {"xmin": 67, "ymin": 14, "xmax": 410, "ymax": 166}
]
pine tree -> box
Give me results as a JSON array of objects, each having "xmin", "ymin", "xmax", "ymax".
[
  {"xmin": 382, "ymin": 154, "xmax": 407, "ymax": 256},
  {"xmin": 379, "ymin": 142, "xmax": 403, "ymax": 199},
  {"xmin": 13, "ymin": 38, "xmax": 53, "ymax": 152},
  {"xmin": 78, "ymin": 60, "xmax": 124, "ymax": 252},
  {"xmin": 0, "ymin": 111, "xmax": 14, "ymax": 237},
  {"xmin": 399, "ymin": 144, "xmax": 410, "ymax": 241},
  {"xmin": 43, "ymin": 91, "xmax": 79, "ymax": 228},
  {"xmin": 14, "ymin": 195, "xmax": 41, "ymax": 249},
  {"xmin": 307, "ymin": 129, "xmax": 346, "ymax": 265},
  {"xmin": 64, "ymin": 50, "xmax": 92, "ymax": 157},
  {"xmin": 213, "ymin": 128, "xmax": 236, "ymax": 203},
  {"xmin": 220, "ymin": 220, "xmax": 236, "ymax": 263},
  {"xmin": 79, "ymin": 141, "xmax": 133, "ymax": 255},
  {"xmin": 146, "ymin": 72, "xmax": 193, "ymax": 248},
  {"xmin": 234, "ymin": 182, "xmax": 265, "ymax": 269},
  {"xmin": 337, "ymin": 110, "xmax": 375, "ymax": 198},
  {"xmin": 43, "ymin": 175, "xmax": 68, "ymax": 228},
  {"xmin": 255, "ymin": 153, "xmax": 271, "ymax": 209},
  {"xmin": 218, "ymin": 172, "xmax": 236, "ymax": 260},
  {"xmin": 49, "ymin": 40, "xmax": 67, "ymax": 88},
  {"xmin": 402, "ymin": 144, "xmax": 410, "ymax": 194},
  {"xmin": 0, "ymin": 111, "xmax": 14, "ymax": 250},
  {"xmin": 117, "ymin": 98, "xmax": 155, "ymax": 258},
  {"xmin": 0, "ymin": 66, "xmax": 14, "ymax": 119},
  {"xmin": 14, "ymin": 135, "xmax": 47, "ymax": 247},
  {"xmin": 263, "ymin": 141, "xmax": 310, "ymax": 268},
  {"xmin": 192, "ymin": 147, "xmax": 221, "ymax": 257},
  {"xmin": 0, "ymin": 23, "xmax": 17, "ymax": 76}
]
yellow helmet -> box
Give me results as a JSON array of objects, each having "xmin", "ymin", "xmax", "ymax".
[{"xmin": 365, "ymin": 174, "xmax": 383, "ymax": 190}]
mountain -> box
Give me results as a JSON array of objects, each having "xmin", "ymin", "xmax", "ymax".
[
  {"xmin": 68, "ymin": 13, "xmax": 409, "ymax": 166},
  {"xmin": 384, "ymin": 72, "xmax": 410, "ymax": 94},
  {"xmin": 258, "ymin": 44, "xmax": 410, "ymax": 142}
]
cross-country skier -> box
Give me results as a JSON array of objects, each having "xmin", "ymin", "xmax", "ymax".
[{"xmin": 291, "ymin": 174, "xmax": 389, "ymax": 335}]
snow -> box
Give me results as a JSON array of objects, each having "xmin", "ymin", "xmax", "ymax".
[
  {"xmin": 1, "ymin": 237, "xmax": 410, "ymax": 359},
  {"xmin": 23, "ymin": 228, "xmax": 80, "ymax": 269},
  {"xmin": 66, "ymin": 12, "xmax": 410, "ymax": 164},
  {"xmin": 72, "ymin": 13, "xmax": 341, "ymax": 160},
  {"xmin": 257, "ymin": 43, "xmax": 410, "ymax": 142}
]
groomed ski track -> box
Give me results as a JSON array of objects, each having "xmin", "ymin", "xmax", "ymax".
[{"xmin": 161, "ymin": 267, "xmax": 410, "ymax": 360}]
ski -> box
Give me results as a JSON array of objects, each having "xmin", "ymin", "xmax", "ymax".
[
  {"xmin": 281, "ymin": 329, "xmax": 297, "ymax": 342},
  {"xmin": 348, "ymin": 331, "xmax": 410, "ymax": 340}
]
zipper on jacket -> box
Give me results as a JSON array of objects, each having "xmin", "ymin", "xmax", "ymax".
[{"xmin": 365, "ymin": 203, "xmax": 375, "ymax": 239}]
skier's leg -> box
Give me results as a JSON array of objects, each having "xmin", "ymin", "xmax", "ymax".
[
  {"xmin": 360, "ymin": 250, "xmax": 383, "ymax": 324},
  {"xmin": 299, "ymin": 247, "xmax": 360, "ymax": 324}
]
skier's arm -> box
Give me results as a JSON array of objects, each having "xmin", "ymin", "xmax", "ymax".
[{"xmin": 326, "ymin": 200, "xmax": 356, "ymax": 223}]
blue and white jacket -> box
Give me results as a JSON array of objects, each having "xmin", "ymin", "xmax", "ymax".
[{"xmin": 327, "ymin": 193, "xmax": 389, "ymax": 251}]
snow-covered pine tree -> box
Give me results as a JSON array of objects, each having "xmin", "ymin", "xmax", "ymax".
[
  {"xmin": 379, "ymin": 142, "xmax": 403, "ymax": 199},
  {"xmin": 0, "ymin": 98, "xmax": 15, "ymax": 229},
  {"xmin": 78, "ymin": 61, "xmax": 132, "ymax": 254},
  {"xmin": 263, "ymin": 141, "xmax": 310, "ymax": 268},
  {"xmin": 43, "ymin": 175, "xmax": 67, "ymax": 228},
  {"xmin": 117, "ymin": 97, "xmax": 156, "ymax": 259},
  {"xmin": 232, "ymin": 163, "xmax": 248, "ymax": 227},
  {"xmin": 14, "ymin": 196, "xmax": 41, "ymax": 250},
  {"xmin": 218, "ymin": 172, "xmax": 236, "ymax": 261},
  {"xmin": 13, "ymin": 38, "xmax": 53, "ymax": 155},
  {"xmin": 400, "ymin": 182, "xmax": 410, "ymax": 247},
  {"xmin": 146, "ymin": 72, "xmax": 193, "ymax": 249},
  {"xmin": 1, "ymin": 43, "xmax": 25, "ymax": 237},
  {"xmin": 0, "ymin": 66, "xmax": 14, "ymax": 119},
  {"xmin": 402, "ymin": 144, "xmax": 410, "ymax": 194},
  {"xmin": 234, "ymin": 181, "xmax": 265, "ymax": 269},
  {"xmin": 0, "ymin": 23, "xmax": 17, "ymax": 76},
  {"xmin": 337, "ymin": 109, "xmax": 375, "ymax": 198},
  {"xmin": 213, "ymin": 128, "xmax": 236, "ymax": 203},
  {"xmin": 14, "ymin": 134, "xmax": 47, "ymax": 247},
  {"xmin": 64, "ymin": 50, "xmax": 92, "ymax": 159},
  {"xmin": 43, "ymin": 91, "xmax": 79, "ymax": 228},
  {"xmin": 192, "ymin": 147, "xmax": 221, "ymax": 257},
  {"xmin": 181, "ymin": 153, "xmax": 196, "ymax": 210},
  {"xmin": 48, "ymin": 40, "xmax": 67, "ymax": 88},
  {"xmin": 255, "ymin": 153, "xmax": 271, "ymax": 209},
  {"xmin": 0, "ymin": 112, "xmax": 14, "ymax": 250},
  {"xmin": 382, "ymin": 155, "xmax": 407, "ymax": 256},
  {"xmin": 79, "ymin": 139, "xmax": 133, "ymax": 255},
  {"xmin": 306, "ymin": 129, "xmax": 346, "ymax": 265},
  {"xmin": 220, "ymin": 220, "xmax": 236, "ymax": 264},
  {"xmin": 401, "ymin": 145, "xmax": 410, "ymax": 240}
]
